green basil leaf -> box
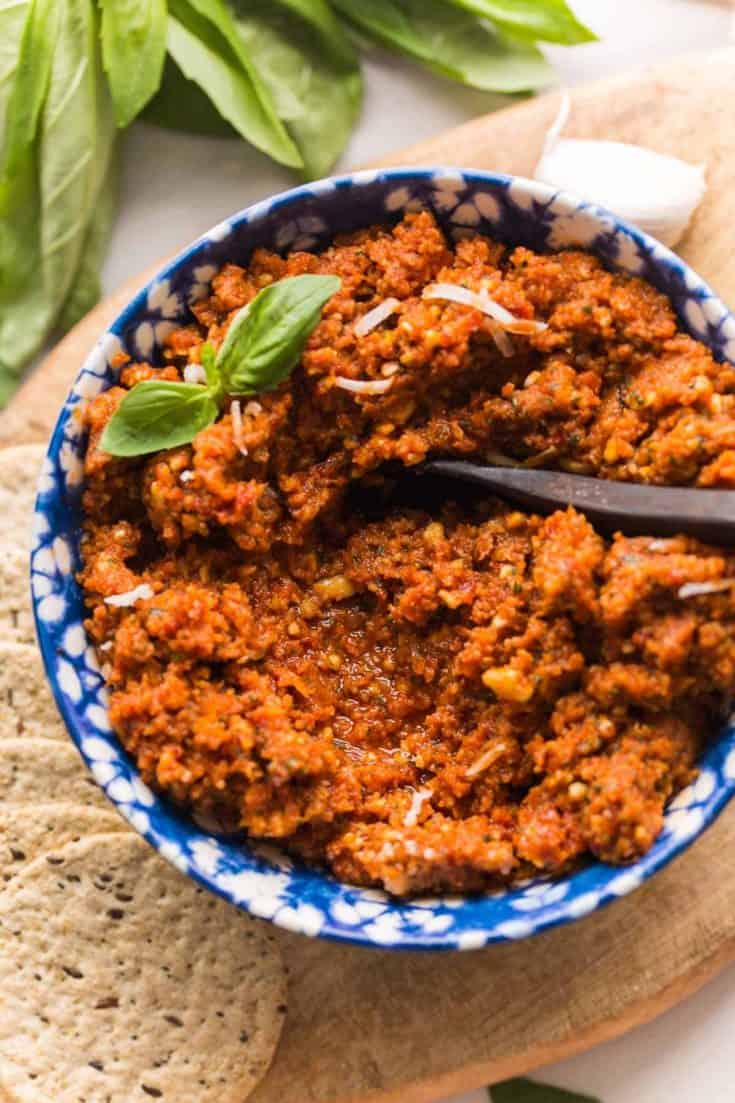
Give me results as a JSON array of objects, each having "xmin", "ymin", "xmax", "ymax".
[
  {"xmin": 444, "ymin": 0, "xmax": 596, "ymax": 45},
  {"xmin": 1, "ymin": 0, "xmax": 59, "ymax": 175},
  {"xmin": 58, "ymin": 149, "xmax": 118, "ymax": 332},
  {"xmin": 234, "ymin": 0, "xmax": 362, "ymax": 178},
  {"xmin": 217, "ymin": 273, "xmax": 340, "ymax": 393},
  {"xmin": 101, "ymin": 380, "xmax": 219, "ymax": 457},
  {"xmin": 142, "ymin": 55, "xmax": 237, "ymax": 137},
  {"xmin": 0, "ymin": 0, "xmax": 116, "ymax": 392},
  {"xmin": 269, "ymin": 0, "xmax": 357, "ymax": 66},
  {"xmin": 491, "ymin": 1078, "xmax": 601, "ymax": 1103},
  {"xmin": 331, "ymin": 0, "xmax": 554, "ymax": 93},
  {"xmin": 0, "ymin": 138, "xmax": 39, "ymax": 404},
  {"xmin": 0, "ymin": 0, "xmax": 43, "ymax": 397},
  {"xmin": 100, "ymin": 0, "xmax": 168, "ymax": 127},
  {"xmin": 0, "ymin": 0, "xmax": 31, "ymax": 138},
  {"xmin": 169, "ymin": 0, "xmax": 303, "ymax": 168}
]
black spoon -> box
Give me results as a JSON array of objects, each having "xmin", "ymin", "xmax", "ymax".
[{"xmin": 422, "ymin": 460, "xmax": 735, "ymax": 543}]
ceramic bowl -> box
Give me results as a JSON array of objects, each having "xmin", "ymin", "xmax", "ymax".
[{"xmin": 31, "ymin": 168, "xmax": 735, "ymax": 950}]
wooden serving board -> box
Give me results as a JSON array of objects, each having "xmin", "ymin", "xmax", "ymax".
[{"xmin": 4, "ymin": 48, "xmax": 735, "ymax": 1103}]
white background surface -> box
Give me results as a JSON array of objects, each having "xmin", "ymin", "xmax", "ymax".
[{"xmin": 104, "ymin": 3, "xmax": 735, "ymax": 1101}]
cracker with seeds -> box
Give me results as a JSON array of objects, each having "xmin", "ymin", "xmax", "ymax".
[
  {"xmin": 0, "ymin": 542, "xmax": 34, "ymax": 645},
  {"xmin": 0, "ymin": 642, "xmax": 67, "ymax": 741},
  {"xmin": 0, "ymin": 737, "xmax": 109, "ymax": 809},
  {"xmin": 0, "ymin": 443, "xmax": 47, "ymax": 644},
  {"xmin": 0, "ymin": 442, "xmax": 46, "ymax": 534},
  {"xmin": 0, "ymin": 803, "xmax": 127, "ymax": 884},
  {"xmin": 0, "ymin": 833, "xmax": 286, "ymax": 1103}
]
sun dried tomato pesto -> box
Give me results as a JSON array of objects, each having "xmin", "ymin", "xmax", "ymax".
[{"xmin": 79, "ymin": 212, "xmax": 735, "ymax": 895}]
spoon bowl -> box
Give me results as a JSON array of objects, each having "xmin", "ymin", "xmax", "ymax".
[{"xmin": 424, "ymin": 460, "xmax": 735, "ymax": 543}]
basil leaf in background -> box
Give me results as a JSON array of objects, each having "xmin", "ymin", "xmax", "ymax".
[
  {"xmin": 273, "ymin": 0, "xmax": 357, "ymax": 65},
  {"xmin": 58, "ymin": 150, "xmax": 118, "ymax": 331},
  {"xmin": 331, "ymin": 0, "xmax": 555, "ymax": 93},
  {"xmin": 142, "ymin": 55, "xmax": 237, "ymax": 137},
  {"xmin": 0, "ymin": 0, "xmax": 116, "ymax": 393},
  {"xmin": 1, "ymin": 0, "xmax": 58, "ymax": 175},
  {"xmin": 101, "ymin": 0, "xmax": 168, "ymax": 127},
  {"xmin": 0, "ymin": 0, "xmax": 53, "ymax": 394},
  {"xmin": 234, "ymin": 0, "xmax": 362, "ymax": 178},
  {"xmin": 101, "ymin": 380, "xmax": 219, "ymax": 457},
  {"xmin": 443, "ymin": 0, "xmax": 596, "ymax": 45},
  {"xmin": 167, "ymin": 0, "xmax": 303, "ymax": 167},
  {"xmin": 490, "ymin": 1078, "xmax": 601, "ymax": 1103},
  {"xmin": 217, "ymin": 273, "xmax": 341, "ymax": 393},
  {"xmin": 0, "ymin": 0, "xmax": 31, "ymax": 138},
  {"xmin": 171, "ymin": 0, "xmax": 302, "ymax": 166}
]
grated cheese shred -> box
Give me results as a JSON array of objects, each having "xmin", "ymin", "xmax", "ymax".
[
  {"xmin": 678, "ymin": 579, "xmax": 735, "ymax": 599},
  {"xmin": 183, "ymin": 363, "xmax": 207, "ymax": 385},
  {"xmin": 230, "ymin": 400, "xmax": 248, "ymax": 456},
  {"xmin": 403, "ymin": 787, "xmax": 432, "ymax": 827},
  {"xmin": 104, "ymin": 583, "xmax": 154, "ymax": 608},
  {"xmin": 354, "ymin": 297, "xmax": 400, "ymax": 337},
  {"xmin": 334, "ymin": 376, "xmax": 394, "ymax": 396},
  {"xmin": 423, "ymin": 283, "xmax": 547, "ymax": 335}
]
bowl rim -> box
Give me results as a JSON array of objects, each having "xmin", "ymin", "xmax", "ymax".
[{"xmin": 31, "ymin": 165, "xmax": 735, "ymax": 950}]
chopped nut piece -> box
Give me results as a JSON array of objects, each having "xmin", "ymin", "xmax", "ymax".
[
  {"xmin": 314, "ymin": 575, "xmax": 356, "ymax": 602},
  {"xmin": 482, "ymin": 667, "xmax": 534, "ymax": 703}
]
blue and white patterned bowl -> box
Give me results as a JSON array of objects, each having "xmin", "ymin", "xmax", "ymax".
[{"xmin": 32, "ymin": 168, "xmax": 735, "ymax": 950}]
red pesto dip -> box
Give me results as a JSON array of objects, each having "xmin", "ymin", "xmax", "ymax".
[{"xmin": 79, "ymin": 212, "xmax": 735, "ymax": 896}]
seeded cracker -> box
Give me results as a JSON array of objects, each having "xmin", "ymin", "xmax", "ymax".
[
  {"xmin": 0, "ymin": 833, "xmax": 287, "ymax": 1103},
  {"xmin": 0, "ymin": 443, "xmax": 46, "ymax": 645},
  {"xmin": 0, "ymin": 542, "xmax": 34, "ymax": 645},
  {"xmin": 0, "ymin": 738, "xmax": 109, "ymax": 809},
  {"xmin": 0, "ymin": 803, "xmax": 127, "ymax": 883},
  {"xmin": 0, "ymin": 443, "xmax": 46, "ymax": 532},
  {"xmin": 0, "ymin": 642, "xmax": 68, "ymax": 741}
]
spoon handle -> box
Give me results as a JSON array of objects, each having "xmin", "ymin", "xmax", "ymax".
[{"xmin": 423, "ymin": 460, "xmax": 735, "ymax": 543}]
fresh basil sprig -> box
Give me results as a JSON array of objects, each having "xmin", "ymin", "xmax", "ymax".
[{"xmin": 101, "ymin": 273, "xmax": 340, "ymax": 457}]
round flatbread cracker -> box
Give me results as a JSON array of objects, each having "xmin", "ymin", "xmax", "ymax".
[
  {"xmin": 0, "ymin": 642, "xmax": 67, "ymax": 741},
  {"xmin": 0, "ymin": 541, "xmax": 34, "ymax": 645},
  {"xmin": 0, "ymin": 443, "xmax": 46, "ymax": 534},
  {"xmin": 0, "ymin": 737, "xmax": 109, "ymax": 809},
  {"xmin": 0, "ymin": 833, "xmax": 287, "ymax": 1103},
  {"xmin": 0, "ymin": 443, "xmax": 47, "ymax": 645},
  {"xmin": 0, "ymin": 803, "xmax": 127, "ymax": 884}
]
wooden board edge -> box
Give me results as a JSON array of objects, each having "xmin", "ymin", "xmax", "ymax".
[
  {"xmin": 369, "ymin": 46, "xmax": 735, "ymax": 172},
  {"xmin": 347, "ymin": 932, "xmax": 735, "ymax": 1103}
]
